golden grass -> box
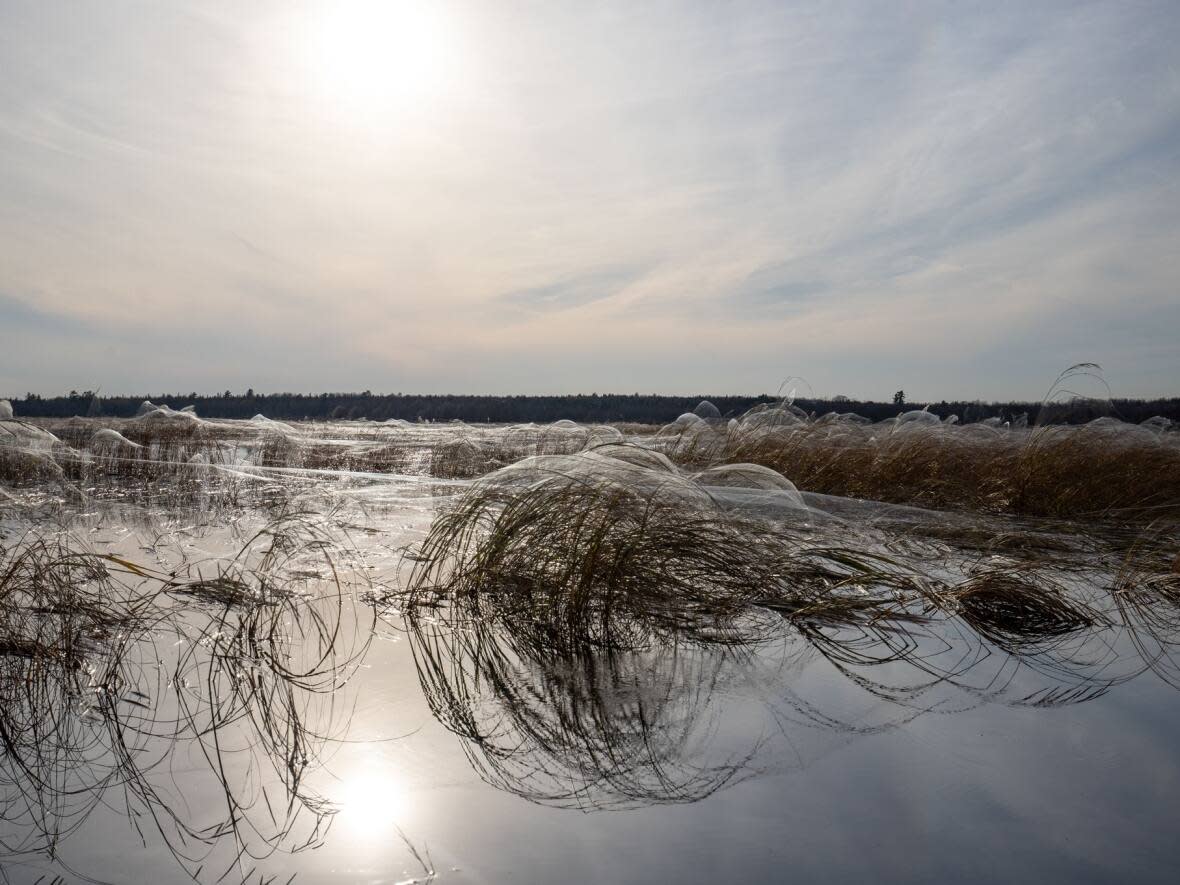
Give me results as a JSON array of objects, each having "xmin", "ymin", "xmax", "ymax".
[
  {"xmin": 658, "ymin": 415, "xmax": 1180, "ymax": 520},
  {"xmin": 402, "ymin": 447, "xmax": 1179, "ymax": 677}
]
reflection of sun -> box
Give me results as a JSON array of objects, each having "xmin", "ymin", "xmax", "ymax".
[
  {"xmin": 335, "ymin": 769, "xmax": 406, "ymax": 842},
  {"xmin": 306, "ymin": 0, "xmax": 458, "ymax": 115}
]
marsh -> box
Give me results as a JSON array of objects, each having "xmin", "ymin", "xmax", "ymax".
[{"xmin": 0, "ymin": 403, "xmax": 1177, "ymax": 883}]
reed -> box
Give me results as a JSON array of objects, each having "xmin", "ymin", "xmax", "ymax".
[
  {"xmin": 0, "ymin": 514, "xmax": 374, "ymax": 878},
  {"xmin": 656, "ymin": 408, "xmax": 1180, "ymax": 520}
]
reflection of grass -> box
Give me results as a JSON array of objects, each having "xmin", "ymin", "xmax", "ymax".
[
  {"xmin": 405, "ymin": 599, "xmax": 761, "ymax": 809},
  {"xmin": 951, "ymin": 571, "xmax": 1097, "ymax": 651},
  {"xmin": 0, "ymin": 515, "xmax": 374, "ymax": 880}
]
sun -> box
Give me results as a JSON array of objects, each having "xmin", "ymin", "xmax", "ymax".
[{"xmin": 305, "ymin": 0, "xmax": 458, "ymax": 117}]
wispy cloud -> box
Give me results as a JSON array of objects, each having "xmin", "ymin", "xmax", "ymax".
[
  {"xmin": 498, "ymin": 265, "xmax": 646, "ymax": 313},
  {"xmin": 0, "ymin": 291, "xmax": 91, "ymax": 336}
]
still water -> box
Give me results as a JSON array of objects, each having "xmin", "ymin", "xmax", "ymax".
[
  {"xmin": 3, "ymin": 580, "xmax": 1177, "ymax": 885},
  {"xmin": 1, "ymin": 417, "xmax": 1178, "ymax": 883}
]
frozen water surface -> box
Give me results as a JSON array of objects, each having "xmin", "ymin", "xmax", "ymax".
[{"xmin": 0, "ymin": 413, "xmax": 1178, "ymax": 883}]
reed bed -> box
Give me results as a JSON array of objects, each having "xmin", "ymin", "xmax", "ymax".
[
  {"xmin": 428, "ymin": 422, "xmax": 621, "ymax": 478},
  {"xmin": 655, "ymin": 405, "xmax": 1180, "ymax": 520},
  {"xmin": 4, "ymin": 400, "xmax": 1180, "ymax": 845},
  {"xmin": 13, "ymin": 398, "xmax": 1174, "ymax": 523}
]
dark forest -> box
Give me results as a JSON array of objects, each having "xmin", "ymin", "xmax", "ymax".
[{"xmin": 11, "ymin": 390, "xmax": 1180, "ymax": 425}]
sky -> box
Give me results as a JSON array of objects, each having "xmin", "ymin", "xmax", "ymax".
[{"xmin": 1, "ymin": 0, "xmax": 1178, "ymax": 401}]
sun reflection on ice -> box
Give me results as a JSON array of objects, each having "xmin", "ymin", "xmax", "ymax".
[{"xmin": 334, "ymin": 766, "xmax": 409, "ymax": 844}]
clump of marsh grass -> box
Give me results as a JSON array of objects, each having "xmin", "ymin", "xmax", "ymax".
[
  {"xmin": 429, "ymin": 436, "xmax": 497, "ymax": 478},
  {"xmin": 0, "ymin": 418, "xmax": 76, "ymax": 494},
  {"xmin": 0, "ymin": 533, "xmax": 166, "ymax": 857},
  {"xmin": 426, "ymin": 422, "xmax": 617, "ymax": 479},
  {"xmin": 0, "ymin": 446, "xmax": 69, "ymax": 488},
  {"xmin": 405, "ymin": 450, "xmax": 945, "ymax": 649},
  {"xmin": 0, "ymin": 515, "xmax": 375, "ymax": 879},
  {"xmin": 0, "ymin": 531, "xmax": 150, "ymax": 668},
  {"xmin": 661, "ymin": 411, "xmax": 1180, "ymax": 520}
]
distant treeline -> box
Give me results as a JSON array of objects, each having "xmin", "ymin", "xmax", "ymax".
[{"xmin": 9, "ymin": 390, "xmax": 1180, "ymax": 425}]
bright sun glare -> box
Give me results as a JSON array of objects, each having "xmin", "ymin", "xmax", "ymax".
[
  {"xmin": 335, "ymin": 768, "xmax": 407, "ymax": 843},
  {"xmin": 306, "ymin": 0, "xmax": 457, "ymax": 116}
]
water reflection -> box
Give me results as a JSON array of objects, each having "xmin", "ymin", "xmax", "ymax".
[
  {"xmin": 406, "ymin": 604, "xmax": 765, "ymax": 809},
  {"xmin": 331, "ymin": 759, "xmax": 408, "ymax": 844},
  {"xmin": 0, "ymin": 517, "xmax": 373, "ymax": 881},
  {"xmin": 2, "ymin": 506, "xmax": 1178, "ymax": 882},
  {"xmin": 400, "ymin": 553, "xmax": 1180, "ymax": 811}
]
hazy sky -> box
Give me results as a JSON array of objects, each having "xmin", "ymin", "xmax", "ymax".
[{"xmin": 2, "ymin": 1, "xmax": 1178, "ymax": 400}]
